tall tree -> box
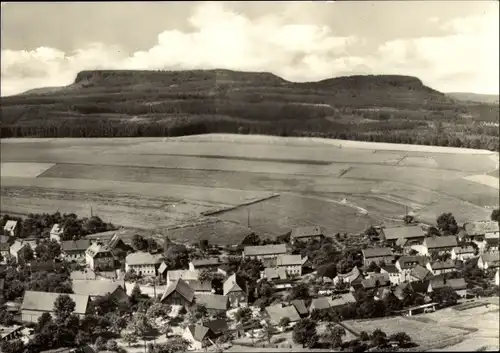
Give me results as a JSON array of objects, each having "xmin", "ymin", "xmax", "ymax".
[
  {"xmin": 292, "ymin": 318, "xmax": 318, "ymax": 348},
  {"xmin": 53, "ymin": 294, "xmax": 76, "ymax": 323},
  {"xmin": 436, "ymin": 213, "xmax": 458, "ymax": 235}
]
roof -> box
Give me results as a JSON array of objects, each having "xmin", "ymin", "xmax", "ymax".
[
  {"xmin": 430, "ymin": 260, "xmax": 456, "ymax": 270},
  {"xmin": 21, "ymin": 291, "xmax": 89, "ymax": 315},
  {"xmin": 0, "ymin": 243, "xmax": 10, "ymax": 251},
  {"xmin": 425, "ymin": 236, "xmax": 458, "ymax": 249},
  {"xmin": 223, "ymin": 274, "xmax": 245, "ymax": 296},
  {"xmin": 381, "ymin": 265, "xmax": 398, "ymax": 274},
  {"xmin": 336, "ymin": 266, "xmax": 361, "ymax": 282},
  {"xmin": 184, "ymin": 280, "xmax": 212, "ymax": 292},
  {"xmin": 0, "ymin": 235, "xmax": 10, "ymax": 244},
  {"xmin": 158, "ymin": 262, "xmax": 168, "ymax": 275},
  {"xmin": 86, "ymin": 243, "xmax": 112, "ymax": 258},
  {"xmin": 453, "ymin": 246, "xmax": 475, "ymax": 254},
  {"xmin": 310, "ymin": 297, "xmax": 331, "ymax": 310},
  {"xmin": 397, "ymin": 256, "xmax": 427, "ymax": 269},
  {"xmin": 328, "ymin": 293, "xmax": 356, "ymax": 307},
  {"xmin": 382, "ymin": 226, "xmax": 425, "ymax": 240},
  {"xmin": 161, "ymin": 279, "xmax": 195, "ymax": 303},
  {"xmin": 194, "ymin": 294, "xmax": 228, "ymax": 311},
  {"xmin": 265, "ymin": 304, "xmax": 301, "ymax": 323},
  {"xmin": 72, "ymin": 280, "xmax": 124, "ymax": 297},
  {"xmin": 465, "ymin": 221, "xmax": 499, "ymax": 236},
  {"xmin": 409, "ymin": 280, "xmax": 429, "ymax": 293},
  {"xmin": 167, "ymin": 270, "xmax": 199, "ymax": 282},
  {"xmin": 290, "ymin": 226, "xmax": 323, "ymax": 239},
  {"xmin": 410, "ymin": 265, "xmax": 431, "ymax": 281},
  {"xmin": 263, "ymin": 268, "xmax": 280, "ymax": 280},
  {"xmin": 276, "ymin": 255, "xmax": 302, "ymax": 266},
  {"xmin": 276, "ymin": 268, "xmax": 287, "ymax": 280},
  {"xmin": 126, "ymin": 252, "xmax": 163, "ymax": 266},
  {"xmin": 429, "ymin": 277, "xmax": 467, "ymax": 291},
  {"xmin": 362, "ymin": 247, "xmax": 393, "ymax": 258},
  {"xmin": 375, "ymin": 287, "xmax": 392, "ymax": 300},
  {"xmin": 290, "ymin": 299, "xmax": 308, "ymax": 315},
  {"xmin": 61, "ymin": 239, "xmax": 91, "ymax": 253},
  {"xmin": 203, "ymin": 319, "xmax": 229, "ymax": 335},
  {"xmin": 361, "ymin": 273, "xmax": 390, "ymax": 289},
  {"xmin": 9, "ymin": 241, "xmax": 27, "ymax": 254},
  {"xmin": 243, "ymin": 244, "xmax": 287, "ymax": 257},
  {"xmin": 50, "ymin": 224, "xmax": 63, "ymax": 235},
  {"xmin": 480, "ymin": 253, "xmax": 500, "ymax": 266},
  {"xmin": 395, "ymin": 238, "xmax": 408, "ymax": 247},
  {"xmin": 3, "ymin": 220, "xmax": 18, "ymax": 232},
  {"xmin": 187, "ymin": 324, "xmax": 211, "ymax": 342},
  {"xmin": 394, "ymin": 283, "xmax": 410, "ymax": 300},
  {"xmin": 108, "ymin": 234, "xmax": 128, "ymax": 249},
  {"xmin": 70, "ymin": 270, "xmax": 96, "ymax": 281},
  {"xmin": 190, "ymin": 258, "xmax": 223, "ymax": 267}
]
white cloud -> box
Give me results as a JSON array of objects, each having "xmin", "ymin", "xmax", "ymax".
[{"xmin": 1, "ymin": 2, "xmax": 498, "ymax": 96}]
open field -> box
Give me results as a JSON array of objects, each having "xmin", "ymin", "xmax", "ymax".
[{"xmin": 1, "ymin": 135, "xmax": 498, "ymax": 240}]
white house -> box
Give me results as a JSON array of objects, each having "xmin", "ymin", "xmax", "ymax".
[
  {"xmin": 243, "ymin": 244, "xmax": 287, "ymax": 260},
  {"xmin": 426, "ymin": 260, "xmax": 456, "ymax": 275},
  {"xmin": 125, "ymin": 252, "xmax": 163, "ymax": 276},
  {"xmin": 380, "ymin": 265, "xmax": 401, "ymax": 285},
  {"xmin": 422, "ymin": 236, "xmax": 458, "ymax": 256},
  {"xmin": 3, "ymin": 220, "xmax": 18, "ymax": 237},
  {"xmin": 275, "ymin": 255, "xmax": 303, "ymax": 277},
  {"xmin": 166, "ymin": 269, "xmax": 200, "ymax": 287},
  {"xmin": 182, "ymin": 324, "xmax": 213, "ymax": 351},
  {"xmin": 395, "ymin": 256, "xmax": 427, "ymax": 282},
  {"xmin": 450, "ymin": 246, "xmax": 476, "ymax": 261},
  {"xmin": 60, "ymin": 240, "xmax": 91, "ymax": 262},
  {"xmin": 49, "ymin": 224, "xmax": 64, "ymax": 243},
  {"xmin": 188, "ymin": 258, "xmax": 224, "ymax": 272},
  {"xmin": 9, "ymin": 241, "xmax": 29, "ymax": 263},
  {"xmin": 477, "ymin": 253, "xmax": 500, "ymax": 270},
  {"xmin": 85, "ymin": 243, "xmax": 114, "ymax": 271},
  {"xmin": 495, "ymin": 269, "xmax": 499, "ymax": 286}
]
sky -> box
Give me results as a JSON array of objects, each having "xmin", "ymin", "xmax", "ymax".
[{"xmin": 1, "ymin": 1, "xmax": 499, "ymax": 96}]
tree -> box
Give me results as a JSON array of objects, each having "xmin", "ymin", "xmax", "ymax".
[
  {"xmin": 279, "ymin": 316, "xmax": 291, "ymax": 330},
  {"xmin": 427, "ymin": 226, "xmax": 441, "ymax": 237},
  {"xmin": 289, "ymin": 282, "xmax": 310, "ymax": 300},
  {"xmin": 36, "ymin": 312, "xmax": 53, "ymax": 332},
  {"xmin": 237, "ymin": 258, "xmax": 263, "ymax": 283},
  {"xmin": 403, "ymin": 214, "xmax": 415, "ymax": 225},
  {"xmin": 359, "ymin": 331, "xmax": 370, "ymax": 341},
  {"xmin": 94, "ymin": 336, "xmax": 107, "ymax": 352},
  {"xmin": 436, "ymin": 213, "xmax": 458, "ymax": 235},
  {"xmin": 367, "ymin": 261, "xmax": 380, "ymax": 273},
  {"xmin": 371, "ymin": 328, "xmax": 388, "ymax": 348},
  {"xmin": 292, "ymin": 318, "xmax": 318, "ymax": 348},
  {"xmin": 131, "ymin": 283, "xmax": 143, "ymax": 304},
  {"xmin": 132, "ymin": 234, "xmax": 148, "ymax": 251},
  {"xmin": 106, "ymin": 339, "xmax": 119, "ymax": 352},
  {"xmin": 19, "ymin": 244, "xmax": 34, "ymax": 263},
  {"xmin": 123, "ymin": 332, "xmax": 138, "ymax": 347},
  {"xmin": 316, "ymin": 263, "xmax": 337, "ymax": 279},
  {"xmin": 233, "ymin": 307, "xmax": 252, "ymax": 324},
  {"xmin": 263, "ymin": 321, "xmax": 277, "ymax": 344},
  {"xmin": 53, "ymin": 294, "xmax": 76, "ymax": 323},
  {"xmin": 364, "ymin": 227, "xmax": 378, "ymax": 239},
  {"xmin": 389, "ymin": 332, "xmax": 412, "ymax": 347},
  {"xmin": 0, "ymin": 340, "xmax": 25, "ymax": 353},
  {"xmin": 491, "ymin": 208, "xmax": 500, "ymax": 223},
  {"xmin": 325, "ymin": 323, "xmax": 346, "ymax": 349},
  {"xmin": 127, "ymin": 312, "xmax": 158, "ymax": 351},
  {"xmin": 164, "ymin": 244, "xmax": 190, "ymax": 269},
  {"xmin": 146, "ymin": 302, "xmax": 172, "ymax": 319},
  {"xmin": 149, "ymin": 338, "xmax": 190, "ymax": 353}
]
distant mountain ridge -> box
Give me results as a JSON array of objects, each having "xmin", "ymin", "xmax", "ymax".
[{"xmin": 446, "ymin": 92, "xmax": 499, "ymax": 104}]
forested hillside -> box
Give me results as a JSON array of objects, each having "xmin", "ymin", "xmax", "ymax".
[{"xmin": 1, "ymin": 69, "xmax": 498, "ymax": 150}]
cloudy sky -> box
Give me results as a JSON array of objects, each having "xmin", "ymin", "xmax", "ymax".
[{"xmin": 1, "ymin": 1, "xmax": 498, "ymax": 96}]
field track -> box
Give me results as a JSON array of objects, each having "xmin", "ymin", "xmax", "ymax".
[{"xmin": 1, "ymin": 134, "xmax": 498, "ymax": 238}]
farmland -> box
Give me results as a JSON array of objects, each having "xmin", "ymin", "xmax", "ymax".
[{"xmin": 1, "ymin": 134, "xmax": 498, "ymax": 241}]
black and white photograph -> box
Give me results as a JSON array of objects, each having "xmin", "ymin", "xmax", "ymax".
[{"xmin": 0, "ymin": 1, "xmax": 499, "ymax": 352}]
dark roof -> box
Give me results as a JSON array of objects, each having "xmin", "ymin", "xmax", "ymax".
[
  {"xmin": 0, "ymin": 235, "xmax": 10, "ymax": 244},
  {"xmin": 310, "ymin": 297, "xmax": 331, "ymax": 310},
  {"xmin": 290, "ymin": 226, "xmax": 323, "ymax": 239},
  {"xmin": 424, "ymin": 236, "xmax": 458, "ymax": 249},
  {"xmin": 429, "ymin": 277, "xmax": 467, "ymax": 291},
  {"xmin": 203, "ymin": 319, "xmax": 229, "ymax": 335},
  {"xmin": 188, "ymin": 324, "xmax": 211, "ymax": 342},
  {"xmin": 382, "ymin": 226, "xmax": 426, "ymax": 240},
  {"xmin": 195, "ymin": 294, "xmax": 228, "ymax": 311},
  {"xmin": 430, "ymin": 260, "xmax": 456, "ymax": 270},
  {"xmin": 0, "ymin": 243, "xmax": 11, "ymax": 251},
  {"xmin": 394, "ymin": 283, "xmax": 410, "ymax": 300},
  {"xmin": 61, "ymin": 240, "xmax": 91, "ymax": 252},
  {"xmin": 161, "ymin": 279, "xmax": 195, "ymax": 303},
  {"xmin": 191, "ymin": 258, "xmax": 223, "ymax": 267},
  {"xmin": 397, "ymin": 256, "xmax": 427, "ymax": 269},
  {"xmin": 362, "ymin": 247, "xmax": 393, "ymax": 258},
  {"xmin": 480, "ymin": 253, "xmax": 500, "ymax": 266},
  {"xmin": 409, "ymin": 280, "xmax": 429, "ymax": 294},
  {"xmin": 290, "ymin": 299, "xmax": 308, "ymax": 315},
  {"xmin": 410, "ymin": 265, "xmax": 431, "ymax": 281},
  {"xmin": 381, "ymin": 265, "xmax": 398, "ymax": 274},
  {"xmin": 185, "ymin": 280, "xmax": 212, "ymax": 292}
]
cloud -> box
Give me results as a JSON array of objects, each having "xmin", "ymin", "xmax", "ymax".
[{"xmin": 1, "ymin": 2, "xmax": 498, "ymax": 96}]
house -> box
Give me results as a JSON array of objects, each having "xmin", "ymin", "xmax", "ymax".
[
  {"xmin": 21, "ymin": 291, "xmax": 90, "ymax": 323},
  {"xmin": 3, "ymin": 220, "xmax": 18, "ymax": 237},
  {"xmin": 70, "ymin": 269, "xmax": 97, "ymax": 281},
  {"xmin": 360, "ymin": 273, "xmax": 391, "ymax": 291},
  {"xmin": 72, "ymin": 280, "xmax": 129, "ymax": 303},
  {"xmin": 381, "ymin": 225, "xmax": 426, "ymax": 247},
  {"xmin": 361, "ymin": 247, "xmax": 394, "ymax": 267},
  {"xmin": 422, "ymin": 236, "xmax": 458, "ymax": 256},
  {"xmin": 328, "ymin": 292, "xmax": 356, "ymax": 310},
  {"xmin": 203, "ymin": 319, "xmax": 229, "ymax": 337},
  {"xmin": 0, "ymin": 243, "xmax": 10, "ymax": 260},
  {"xmin": 9, "ymin": 240, "xmax": 29, "ymax": 263},
  {"xmin": 261, "ymin": 267, "xmax": 280, "ymax": 281},
  {"xmin": 426, "ymin": 260, "xmax": 456, "ymax": 275},
  {"xmin": 158, "ymin": 262, "xmax": 168, "ymax": 279},
  {"xmin": 374, "ymin": 287, "xmax": 392, "ymax": 301},
  {"xmin": 182, "ymin": 324, "xmax": 214, "ymax": 350},
  {"xmin": 108, "ymin": 233, "xmax": 132, "ymax": 252},
  {"xmin": 380, "ymin": 265, "xmax": 401, "ymax": 285},
  {"xmin": 450, "ymin": 246, "xmax": 476, "ymax": 261},
  {"xmin": 290, "ymin": 299, "xmax": 308, "ymax": 318},
  {"xmin": 242, "ymin": 244, "xmax": 287, "ymax": 260},
  {"xmin": 189, "ymin": 258, "xmax": 225, "ymax": 272},
  {"xmin": 194, "ymin": 294, "xmax": 228, "ymax": 315},
  {"xmin": 275, "ymin": 255, "xmax": 303, "ymax": 277},
  {"xmin": 217, "ymin": 264, "xmax": 232, "ymax": 278},
  {"xmin": 495, "ymin": 269, "xmax": 499, "ymax": 286},
  {"xmin": 427, "ymin": 277, "xmax": 467, "ymax": 298},
  {"xmin": 160, "ymin": 279, "xmax": 195, "ymax": 308},
  {"xmin": 166, "ymin": 270, "xmax": 200, "ymax": 286},
  {"xmin": 309, "ymin": 297, "xmax": 331, "ymax": 312},
  {"xmin": 290, "ymin": 226, "xmax": 324, "ymax": 244},
  {"xmin": 0, "ymin": 325, "xmax": 23, "ymax": 343},
  {"xmin": 61, "ymin": 240, "xmax": 91, "ymax": 262},
  {"xmin": 477, "ymin": 252, "xmax": 500, "ymax": 270},
  {"xmin": 49, "ymin": 224, "xmax": 64, "ymax": 243},
  {"xmin": 265, "ymin": 303, "xmax": 301, "ymax": 324},
  {"xmin": 85, "ymin": 243, "xmax": 114, "ymax": 271},
  {"xmin": 333, "ymin": 266, "xmax": 363, "ymax": 286},
  {"xmin": 485, "ymin": 233, "xmax": 500, "ymax": 252},
  {"xmin": 409, "ymin": 264, "xmax": 432, "ymax": 282},
  {"xmin": 184, "ymin": 280, "xmax": 214, "ymax": 296},
  {"xmin": 125, "ymin": 252, "xmax": 163, "ymax": 276},
  {"xmin": 223, "ymin": 274, "xmax": 248, "ymax": 308},
  {"xmin": 395, "ymin": 256, "xmax": 427, "ymax": 282},
  {"xmin": 464, "ymin": 221, "xmax": 499, "ymax": 242}
]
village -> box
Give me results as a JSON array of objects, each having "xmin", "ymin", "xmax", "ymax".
[{"xmin": 0, "ymin": 211, "xmax": 499, "ymax": 353}]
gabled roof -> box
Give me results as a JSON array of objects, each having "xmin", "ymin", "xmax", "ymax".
[
  {"xmin": 410, "ymin": 265, "xmax": 431, "ymax": 281},
  {"xmin": 290, "ymin": 299, "xmax": 308, "ymax": 315},
  {"xmin": 361, "ymin": 273, "xmax": 390, "ymax": 289},
  {"xmin": 108, "ymin": 234, "xmax": 128, "ymax": 250},
  {"xmin": 243, "ymin": 244, "xmax": 287, "ymax": 257},
  {"xmin": 70, "ymin": 269, "xmax": 97, "ymax": 281},
  {"xmin": 0, "ymin": 243, "xmax": 10, "ymax": 251},
  {"xmin": 9, "ymin": 241, "xmax": 27, "ymax": 254},
  {"xmin": 429, "ymin": 260, "xmax": 456, "ymax": 270},
  {"xmin": 190, "ymin": 258, "xmax": 223, "ymax": 267},
  {"xmin": 185, "ymin": 280, "xmax": 212, "ymax": 292},
  {"xmin": 397, "ymin": 256, "xmax": 427, "ymax": 269},
  {"xmin": 167, "ymin": 269, "xmax": 199, "ymax": 282},
  {"xmin": 479, "ymin": 253, "xmax": 500, "ymax": 266},
  {"xmin": 395, "ymin": 238, "xmax": 408, "ymax": 247},
  {"xmin": 452, "ymin": 246, "xmax": 475, "ymax": 254},
  {"xmin": 328, "ymin": 293, "xmax": 356, "ymax": 307},
  {"xmin": 195, "ymin": 294, "xmax": 228, "ymax": 311},
  {"xmin": 263, "ymin": 268, "xmax": 280, "ymax": 280},
  {"xmin": 290, "ymin": 226, "xmax": 323, "ymax": 239},
  {"xmin": 203, "ymin": 319, "xmax": 229, "ymax": 335},
  {"xmin": 187, "ymin": 324, "xmax": 211, "ymax": 342},
  {"xmin": 86, "ymin": 243, "xmax": 112, "ymax": 258},
  {"xmin": 161, "ymin": 279, "xmax": 195, "ymax": 303},
  {"xmin": 336, "ymin": 266, "xmax": 362, "ymax": 282},
  {"xmin": 381, "ymin": 265, "xmax": 398, "ymax": 274},
  {"xmin": 424, "ymin": 236, "xmax": 458, "ymax": 249},
  {"xmin": 375, "ymin": 287, "xmax": 392, "ymax": 300},
  {"xmin": 61, "ymin": 239, "xmax": 91, "ymax": 253},
  {"xmin": 276, "ymin": 255, "xmax": 302, "ymax": 266},
  {"xmin": 465, "ymin": 221, "xmax": 499, "ymax": 236},
  {"xmin": 382, "ymin": 226, "xmax": 426, "ymax": 240},
  {"xmin": 223, "ymin": 273, "xmax": 245, "ymax": 296},
  {"xmin": 21, "ymin": 291, "xmax": 89, "ymax": 315},
  {"xmin": 3, "ymin": 220, "xmax": 18, "ymax": 232},
  {"xmin": 362, "ymin": 247, "xmax": 393, "ymax": 258},
  {"xmin": 0, "ymin": 235, "xmax": 11, "ymax": 244},
  {"xmin": 265, "ymin": 304, "xmax": 301, "ymax": 323},
  {"xmin": 50, "ymin": 224, "xmax": 63, "ymax": 235},
  {"xmin": 72, "ymin": 280, "xmax": 124, "ymax": 297},
  {"xmin": 394, "ymin": 283, "xmax": 410, "ymax": 300},
  {"xmin": 126, "ymin": 252, "xmax": 163, "ymax": 266},
  {"xmin": 310, "ymin": 297, "xmax": 331, "ymax": 310},
  {"xmin": 429, "ymin": 277, "xmax": 467, "ymax": 291}
]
